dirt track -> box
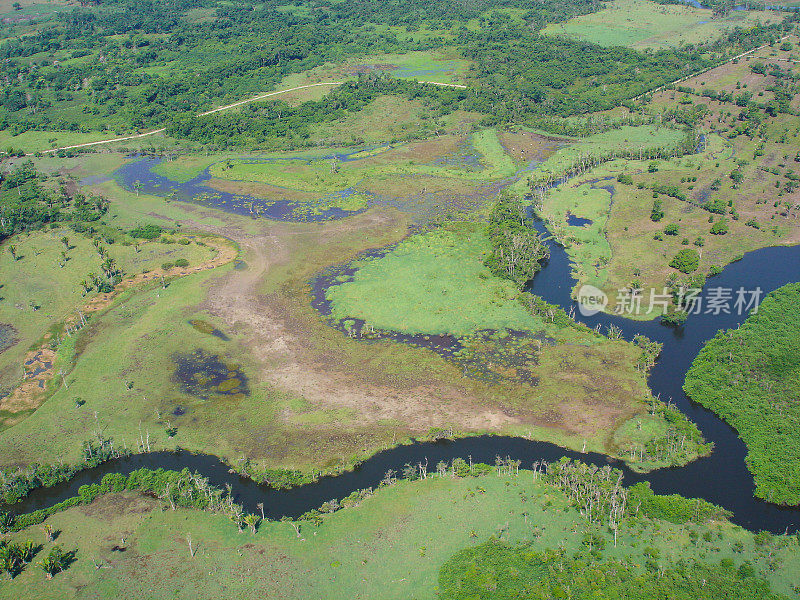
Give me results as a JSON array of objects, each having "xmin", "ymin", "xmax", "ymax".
[{"xmin": 40, "ymin": 80, "xmax": 468, "ymax": 155}]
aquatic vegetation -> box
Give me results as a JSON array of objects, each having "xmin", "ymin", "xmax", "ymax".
[
  {"xmin": 0, "ymin": 324, "xmax": 17, "ymax": 354},
  {"xmin": 188, "ymin": 319, "xmax": 230, "ymax": 341},
  {"xmin": 172, "ymin": 349, "xmax": 248, "ymax": 399},
  {"xmin": 325, "ymin": 223, "xmax": 542, "ymax": 336}
]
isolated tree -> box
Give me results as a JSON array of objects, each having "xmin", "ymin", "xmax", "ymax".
[
  {"xmin": 60, "ymin": 236, "xmax": 70, "ymax": 250},
  {"xmin": 8, "ymin": 245, "xmax": 17, "ymax": 261},
  {"xmin": 37, "ymin": 546, "xmax": 69, "ymax": 580},
  {"xmin": 243, "ymin": 513, "xmax": 260, "ymax": 534},
  {"xmin": 101, "ymin": 257, "xmax": 116, "ymax": 278}
]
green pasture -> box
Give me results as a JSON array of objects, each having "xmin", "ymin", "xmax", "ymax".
[
  {"xmin": 2, "ymin": 471, "xmax": 799, "ymax": 599},
  {"xmin": 0, "ymin": 228, "xmax": 215, "ymax": 392},
  {"xmin": 208, "ymin": 129, "xmax": 516, "ymax": 196},
  {"xmin": 542, "ymin": 180, "xmax": 614, "ymax": 292},
  {"xmin": 541, "ymin": 0, "xmax": 784, "ymax": 49},
  {"xmin": 530, "ymin": 125, "xmax": 685, "ymax": 182},
  {"xmin": 326, "ymin": 223, "xmax": 541, "ymax": 336}
]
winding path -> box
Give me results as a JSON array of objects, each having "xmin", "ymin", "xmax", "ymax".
[
  {"xmin": 632, "ymin": 34, "xmax": 794, "ymax": 100},
  {"xmin": 39, "ymin": 80, "xmax": 468, "ymax": 155}
]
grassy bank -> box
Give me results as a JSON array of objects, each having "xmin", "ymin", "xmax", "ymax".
[{"xmin": 1, "ymin": 468, "xmax": 798, "ymax": 599}]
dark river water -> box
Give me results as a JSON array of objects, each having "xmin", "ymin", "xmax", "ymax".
[{"xmin": 14, "ymin": 155, "xmax": 800, "ymax": 534}]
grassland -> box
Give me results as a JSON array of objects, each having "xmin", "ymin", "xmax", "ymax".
[
  {"xmin": 209, "ymin": 128, "xmax": 518, "ymax": 194},
  {"xmin": 323, "ymin": 221, "xmax": 707, "ymax": 469},
  {"xmin": 0, "ymin": 200, "xmax": 663, "ymax": 471},
  {"xmin": 0, "ymin": 110, "xmax": 725, "ymax": 474},
  {"xmin": 326, "ymin": 223, "xmax": 540, "ymax": 335},
  {"xmin": 541, "ymin": 0, "xmax": 785, "ymax": 50},
  {"xmin": 2, "ymin": 470, "xmax": 799, "ymax": 599},
  {"xmin": 277, "ymin": 48, "xmax": 471, "ymax": 87},
  {"xmin": 528, "ymin": 125, "xmax": 686, "ymax": 182},
  {"xmin": 0, "ymin": 141, "xmax": 687, "ymax": 472},
  {"xmin": 535, "ymin": 38, "xmax": 800, "ymax": 316},
  {"xmin": 0, "ymin": 228, "xmax": 215, "ymax": 396}
]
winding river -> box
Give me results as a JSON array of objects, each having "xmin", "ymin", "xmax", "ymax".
[{"xmin": 14, "ymin": 156, "xmax": 800, "ymax": 534}]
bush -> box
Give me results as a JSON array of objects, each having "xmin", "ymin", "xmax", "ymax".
[
  {"xmin": 670, "ymin": 249, "xmax": 700, "ymax": 273},
  {"xmin": 710, "ymin": 219, "xmax": 729, "ymax": 235},
  {"xmin": 174, "ymin": 258, "xmax": 189, "ymax": 267},
  {"xmin": 161, "ymin": 262, "xmax": 174, "ymax": 270},
  {"xmin": 661, "ymin": 310, "xmax": 688, "ymax": 326},
  {"xmin": 130, "ymin": 224, "xmax": 162, "ymax": 240},
  {"xmin": 703, "ymin": 198, "xmax": 728, "ymax": 214},
  {"xmin": 629, "ymin": 482, "xmax": 731, "ymax": 524},
  {"xmin": 651, "ymin": 199, "xmax": 664, "ymax": 222},
  {"xmin": 616, "ymin": 173, "xmax": 633, "ymax": 185},
  {"xmin": 664, "ymin": 223, "xmax": 679, "ymax": 236}
]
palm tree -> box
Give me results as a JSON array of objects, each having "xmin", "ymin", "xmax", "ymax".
[
  {"xmin": 243, "ymin": 513, "xmax": 260, "ymax": 534},
  {"xmin": 133, "ymin": 180, "xmax": 142, "ymax": 196},
  {"xmin": 37, "ymin": 546, "xmax": 66, "ymax": 580},
  {"xmin": 8, "ymin": 245, "xmax": 16, "ymax": 261},
  {"xmin": 60, "ymin": 236, "xmax": 70, "ymax": 250},
  {"xmin": 101, "ymin": 257, "xmax": 116, "ymax": 278}
]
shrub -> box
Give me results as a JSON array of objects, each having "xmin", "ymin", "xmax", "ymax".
[
  {"xmin": 130, "ymin": 224, "xmax": 162, "ymax": 239},
  {"xmin": 670, "ymin": 249, "xmax": 700, "ymax": 273},
  {"xmin": 664, "ymin": 223, "xmax": 679, "ymax": 236},
  {"xmin": 702, "ymin": 198, "xmax": 727, "ymax": 214},
  {"xmin": 710, "ymin": 219, "xmax": 729, "ymax": 235},
  {"xmin": 651, "ymin": 199, "xmax": 664, "ymax": 222},
  {"xmin": 174, "ymin": 258, "xmax": 189, "ymax": 267}
]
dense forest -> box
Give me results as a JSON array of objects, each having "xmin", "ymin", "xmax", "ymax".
[
  {"xmin": 485, "ymin": 191, "xmax": 550, "ymax": 287},
  {"xmin": 684, "ymin": 283, "xmax": 800, "ymax": 505},
  {"xmin": 0, "ymin": 0, "xmax": 795, "ymax": 143},
  {"xmin": 439, "ymin": 539, "xmax": 785, "ymax": 600}
]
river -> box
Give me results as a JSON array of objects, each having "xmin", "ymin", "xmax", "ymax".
[{"xmin": 14, "ymin": 154, "xmax": 800, "ymax": 534}]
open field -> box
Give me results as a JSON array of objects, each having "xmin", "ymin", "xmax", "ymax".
[
  {"xmin": 209, "ymin": 129, "xmax": 517, "ymax": 193},
  {"xmin": 0, "ymin": 136, "xmax": 692, "ymax": 472},
  {"xmin": 0, "ymin": 228, "xmax": 216, "ymax": 398},
  {"xmin": 326, "ymin": 224, "xmax": 540, "ymax": 336},
  {"xmin": 537, "ymin": 38, "xmax": 800, "ymax": 316},
  {"xmin": 527, "ymin": 125, "xmax": 686, "ymax": 182},
  {"xmin": 542, "ymin": 0, "xmax": 785, "ymax": 49},
  {"xmin": 1, "ymin": 470, "xmax": 799, "ymax": 599},
  {"xmin": 278, "ymin": 48, "xmax": 471, "ymax": 87},
  {"xmin": 0, "ymin": 185, "xmax": 659, "ymax": 470}
]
